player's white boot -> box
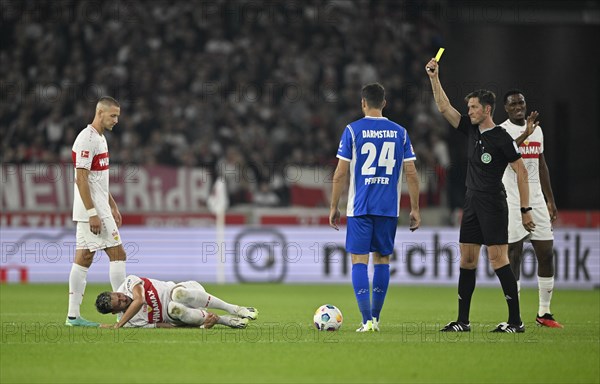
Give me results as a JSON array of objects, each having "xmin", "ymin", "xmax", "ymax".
[
  {"xmin": 220, "ymin": 316, "xmax": 249, "ymax": 329},
  {"xmin": 372, "ymin": 317, "xmax": 380, "ymax": 332},
  {"xmin": 356, "ymin": 320, "xmax": 374, "ymax": 332},
  {"xmin": 234, "ymin": 306, "xmax": 258, "ymax": 320}
]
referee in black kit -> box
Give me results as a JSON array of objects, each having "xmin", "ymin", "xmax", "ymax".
[{"xmin": 426, "ymin": 57, "xmax": 535, "ymax": 333}]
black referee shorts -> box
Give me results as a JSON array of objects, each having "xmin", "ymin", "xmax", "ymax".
[{"xmin": 459, "ymin": 189, "xmax": 508, "ymax": 246}]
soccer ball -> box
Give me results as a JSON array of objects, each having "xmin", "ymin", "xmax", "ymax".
[{"xmin": 313, "ymin": 304, "xmax": 343, "ymax": 331}]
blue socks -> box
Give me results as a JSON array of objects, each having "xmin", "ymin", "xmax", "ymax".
[
  {"xmin": 371, "ymin": 264, "xmax": 390, "ymax": 321},
  {"xmin": 352, "ymin": 263, "xmax": 372, "ymax": 324}
]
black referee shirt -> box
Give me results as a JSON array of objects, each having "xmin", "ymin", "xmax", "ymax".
[{"xmin": 457, "ymin": 115, "xmax": 521, "ymax": 193}]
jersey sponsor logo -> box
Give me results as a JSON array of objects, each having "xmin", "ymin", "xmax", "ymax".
[
  {"xmin": 141, "ymin": 277, "xmax": 163, "ymax": 323},
  {"xmin": 519, "ymin": 142, "xmax": 541, "ymax": 159},
  {"xmin": 91, "ymin": 152, "xmax": 110, "ymax": 171}
]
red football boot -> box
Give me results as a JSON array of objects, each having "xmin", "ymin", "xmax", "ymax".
[{"xmin": 536, "ymin": 313, "xmax": 564, "ymax": 328}]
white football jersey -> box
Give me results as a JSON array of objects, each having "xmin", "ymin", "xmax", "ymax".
[
  {"xmin": 501, "ymin": 119, "xmax": 547, "ymax": 208},
  {"xmin": 117, "ymin": 275, "xmax": 176, "ymax": 328},
  {"xmin": 71, "ymin": 125, "xmax": 112, "ymax": 221}
]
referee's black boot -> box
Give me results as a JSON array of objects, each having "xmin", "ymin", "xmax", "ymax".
[
  {"xmin": 491, "ymin": 322, "xmax": 525, "ymax": 333},
  {"xmin": 440, "ymin": 321, "xmax": 471, "ymax": 332}
]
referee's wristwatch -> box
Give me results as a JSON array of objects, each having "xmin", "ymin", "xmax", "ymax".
[{"xmin": 520, "ymin": 207, "xmax": 533, "ymax": 214}]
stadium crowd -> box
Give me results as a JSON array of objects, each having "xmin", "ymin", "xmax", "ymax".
[{"xmin": 1, "ymin": 0, "xmax": 451, "ymax": 206}]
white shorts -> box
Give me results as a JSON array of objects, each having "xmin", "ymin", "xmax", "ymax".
[
  {"xmin": 171, "ymin": 281, "xmax": 206, "ymax": 295},
  {"xmin": 508, "ymin": 205, "xmax": 554, "ymax": 243},
  {"xmin": 167, "ymin": 281, "xmax": 207, "ymax": 325},
  {"xmin": 76, "ymin": 216, "xmax": 122, "ymax": 251}
]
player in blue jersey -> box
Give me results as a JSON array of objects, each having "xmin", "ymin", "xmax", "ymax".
[{"xmin": 329, "ymin": 83, "xmax": 421, "ymax": 332}]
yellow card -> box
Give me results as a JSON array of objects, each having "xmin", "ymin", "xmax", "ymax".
[{"xmin": 435, "ymin": 48, "xmax": 445, "ymax": 62}]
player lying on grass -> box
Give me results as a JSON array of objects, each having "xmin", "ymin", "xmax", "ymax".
[{"xmin": 95, "ymin": 275, "xmax": 258, "ymax": 329}]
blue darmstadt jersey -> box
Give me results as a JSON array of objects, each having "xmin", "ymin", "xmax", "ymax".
[{"xmin": 337, "ymin": 116, "xmax": 416, "ymax": 217}]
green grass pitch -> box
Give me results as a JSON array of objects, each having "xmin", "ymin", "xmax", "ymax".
[{"xmin": 1, "ymin": 283, "xmax": 598, "ymax": 383}]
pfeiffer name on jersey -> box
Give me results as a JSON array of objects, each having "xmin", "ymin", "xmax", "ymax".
[
  {"xmin": 365, "ymin": 177, "xmax": 389, "ymax": 185},
  {"xmin": 362, "ymin": 130, "xmax": 398, "ymax": 139}
]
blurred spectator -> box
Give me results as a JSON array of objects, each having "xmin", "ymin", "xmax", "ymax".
[
  {"xmin": 0, "ymin": 0, "xmax": 446, "ymax": 206},
  {"xmin": 216, "ymin": 146, "xmax": 255, "ymax": 205},
  {"xmin": 253, "ymin": 181, "xmax": 281, "ymax": 207}
]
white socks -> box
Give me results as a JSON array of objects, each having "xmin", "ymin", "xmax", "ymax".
[
  {"xmin": 67, "ymin": 264, "xmax": 89, "ymax": 318},
  {"xmin": 109, "ymin": 260, "xmax": 126, "ymax": 291},
  {"xmin": 167, "ymin": 302, "xmax": 241, "ymax": 328},
  {"xmin": 68, "ymin": 260, "xmax": 125, "ymax": 318},
  {"xmin": 216, "ymin": 315, "xmax": 238, "ymax": 327},
  {"xmin": 167, "ymin": 302, "xmax": 207, "ymax": 325},
  {"xmin": 171, "ymin": 287, "xmax": 237, "ymax": 314},
  {"xmin": 515, "ymin": 277, "xmax": 554, "ymax": 316},
  {"xmin": 538, "ymin": 276, "xmax": 554, "ymax": 316}
]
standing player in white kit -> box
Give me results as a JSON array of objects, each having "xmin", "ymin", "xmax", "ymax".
[
  {"xmin": 501, "ymin": 90, "xmax": 562, "ymax": 328},
  {"xmin": 66, "ymin": 96, "xmax": 127, "ymax": 327}
]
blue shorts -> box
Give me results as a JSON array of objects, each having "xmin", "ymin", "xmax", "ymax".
[{"xmin": 346, "ymin": 215, "xmax": 398, "ymax": 256}]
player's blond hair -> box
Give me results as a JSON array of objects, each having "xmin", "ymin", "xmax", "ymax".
[{"xmin": 96, "ymin": 96, "xmax": 120, "ymax": 111}]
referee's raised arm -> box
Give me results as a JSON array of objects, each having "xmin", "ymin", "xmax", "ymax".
[{"xmin": 426, "ymin": 58, "xmax": 461, "ymax": 129}]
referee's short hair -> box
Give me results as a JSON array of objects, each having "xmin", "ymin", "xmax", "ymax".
[
  {"xmin": 465, "ymin": 89, "xmax": 496, "ymax": 115},
  {"xmin": 361, "ymin": 83, "xmax": 385, "ymax": 109}
]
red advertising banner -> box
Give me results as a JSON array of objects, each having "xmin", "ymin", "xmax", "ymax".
[
  {"xmin": 2, "ymin": 164, "xmax": 598, "ymax": 228},
  {"xmin": 1, "ymin": 163, "xmax": 212, "ymax": 213},
  {"xmin": 0, "ymin": 212, "xmax": 246, "ymax": 227}
]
